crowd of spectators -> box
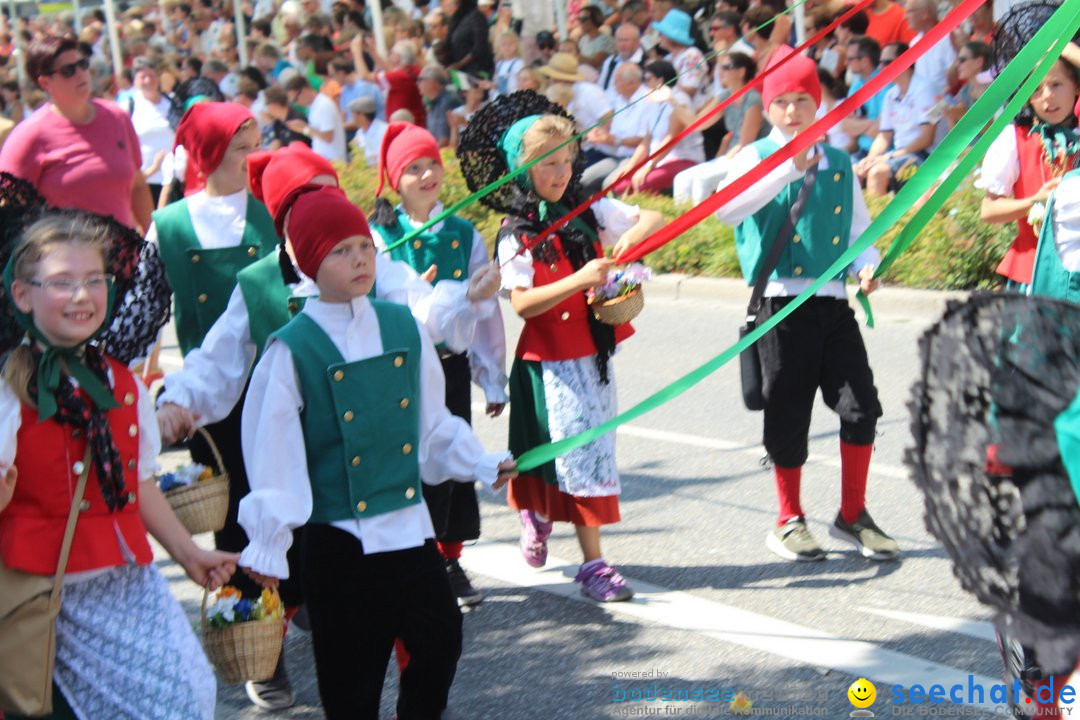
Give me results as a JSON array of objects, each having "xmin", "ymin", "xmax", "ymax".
[{"xmin": 0, "ymin": 0, "xmax": 1012, "ymax": 207}]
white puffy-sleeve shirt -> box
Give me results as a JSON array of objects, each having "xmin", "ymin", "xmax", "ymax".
[
  {"xmin": 372, "ymin": 203, "xmax": 508, "ymax": 404},
  {"xmin": 1045, "ymin": 174, "xmax": 1080, "ymax": 272},
  {"xmin": 237, "ymin": 296, "xmax": 509, "ymax": 580},
  {"xmin": 498, "ymin": 197, "xmax": 641, "ymax": 292},
  {"xmin": 712, "ymin": 126, "xmax": 878, "ymax": 299},
  {"xmin": 975, "ymin": 124, "xmax": 1020, "ymax": 198},
  {"xmin": 158, "ymin": 249, "xmax": 489, "ymax": 423}
]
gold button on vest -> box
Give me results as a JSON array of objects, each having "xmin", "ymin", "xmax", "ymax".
[
  {"xmin": 198, "ymin": 293, "xmax": 208, "ymax": 303},
  {"xmin": 247, "ymin": 246, "xmax": 257, "ymax": 257},
  {"xmin": 356, "ymin": 500, "xmax": 367, "ymax": 512},
  {"xmin": 832, "ymin": 236, "xmax": 841, "ymax": 245},
  {"xmin": 402, "ymin": 443, "xmax": 413, "ymax": 455},
  {"xmin": 793, "ymin": 266, "xmax": 803, "ymax": 276},
  {"xmin": 405, "ymin": 487, "xmax": 416, "ymax": 499},
  {"xmin": 191, "ymin": 254, "xmax": 200, "ymax": 264},
  {"xmin": 333, "ymin": 370, "xmax": 345, "ymax": 381},
  {"xmin": 834, "ymin": 205, "xmax": 842, "ymax": 215},
  {"xmin": 343, "ymin": 410, "xmax": 354, "ymax": 422},
  {"xmin": 452, "ymin": 269, "xmax": 462, "ymax": 279},
  {"xmin": 413, "ymin": 240, "xmax": 422, "ymax": 249},
  {"xmin": 394, "ymin": 356, "xmax": 404, "ymax": 368},
  {"xmin": 549, "ymin": 263, "xmax": 558, "ymax": 272},
  {"xmin": 792, "ymin": 234, "xmax": 801, "ymax": 244},
  {"xmin": 834, "ymin": 172, "xmax": 841, "ymax": 182},
  {"xmin": 451, "ymin": 240, "xmax": 460, "ymax": 249},
  {"xmin": 351, "ymin": 455, "xmax": 361, "ymax": 467},
  {"xmin": 399, "ymin": 398, "xmax": 410, "ymax": 409}
]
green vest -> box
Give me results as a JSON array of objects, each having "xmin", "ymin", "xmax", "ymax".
[
  {"xmin": 235, "ymin": 252, "xmax": 306, "ymax": 363},
  {"xmin": 1030, "ymin": 170, "xmax": 1080, "ymax": 302},
  {"xmin": 156, "ymin": 194, "xmax": 279, "ymax": 356},
  {"xmin": 734, "ymin": 140, "xmax": 854, "ymax": 284},
  {"xmin": 375, "ymin": 210, "xmax": 476, "ymax": 283},
  {"xmin": 272, "ymin": 301, "xmax": 423, "ymax": 522}
]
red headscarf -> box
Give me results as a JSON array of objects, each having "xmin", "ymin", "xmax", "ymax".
[
  {"xmin": 280, "ymin": 185, "xmax": 373, "ymax": 279},
  {"xmin": 376, "ymin": 122, "xmax": 442, "ymax": 196},
  {"xmin": 172, "ymin": 101, "xmax": 255, "ymax": 196},
  {"xmin": 761, "ymin": 48, "xmax": 822, "ymax": 111},
  {"xmin": 248, "ymin": 143, "xmax": 340, "ymax": 222}
]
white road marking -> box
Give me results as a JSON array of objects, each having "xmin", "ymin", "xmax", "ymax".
[
  {"xmin": 857, "ymin": 606, "xmax": 998, "ymax": 643},
  {"xmin": 461, "ymin": 541, "xmax": 999, "ymax": 711}
]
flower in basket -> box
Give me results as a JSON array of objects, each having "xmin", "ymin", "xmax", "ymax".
[
  {"xmin": 206, "ymin": 585, "xmax": 284, "ymax": 629},
  {"xmin": 587, "ymin": 263, "xmax": 652, "ymax": 304},
  {"xmin": 158, "ymin": 463, "xmax": 210, "ymax": 492},
  {"xmin": 1028, "ymin": 201, "xmax": 1047, "ymax": 236}
]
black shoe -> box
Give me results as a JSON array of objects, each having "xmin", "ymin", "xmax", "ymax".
[
  {"xmin": 446, "ymin": 559, "xmax": 484, "ymax": 607},
  {"xmin": 244, "ymin": 651, "xmax": 295, "ymax": 710}
]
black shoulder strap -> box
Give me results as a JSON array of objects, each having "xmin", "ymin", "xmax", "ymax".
[{"xmin": 746, "ymin": 158, "xmax": 820, "ymax": 319}]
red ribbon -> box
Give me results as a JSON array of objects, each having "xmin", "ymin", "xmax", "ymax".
[
  {"xmin": 512, "ymin": 0, "xmax": 875, "ymax": 260},
  {"xmin": 617, "ymin": 0, "xmax": 982, "ymax": 264}
]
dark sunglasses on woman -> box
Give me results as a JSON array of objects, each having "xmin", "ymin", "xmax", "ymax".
[{"xmin": 50, "ymin": 57, "xmax": 90, "ymax": 78}]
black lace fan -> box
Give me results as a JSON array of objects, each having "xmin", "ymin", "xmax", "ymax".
[
  {"xmin": 906, "ymin": 293, "xmax": 1080, "ymax": 673},
  {"xmin": 456, "ymin": 89, "xmax": 585, "ymax": 215},
  {"xmin": 0, "ymin": 173, "xmax": 172, "ymax": 364},
  {"xmin": 990, "ymin": 1, "xmax": 1080, "ymax": 75}
]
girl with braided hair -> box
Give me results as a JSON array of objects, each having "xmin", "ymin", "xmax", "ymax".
[{"xmin": 459, "ymin": 90, "xmax": 663, "ymax": 602}]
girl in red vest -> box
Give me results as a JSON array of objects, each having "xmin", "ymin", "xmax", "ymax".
[
  {"xmin": 978, "ymin": 57, "xmax": 1080, "ymax": 289},
  {"xmin": 0, "ymin": 212, "xmax": 237, "ymax": 720},
  {"xmin": 459, "ymin": 92, "xmax": 662, "ymax": 603}
]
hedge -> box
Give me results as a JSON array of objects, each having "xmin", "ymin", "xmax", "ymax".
[{"xmin": 339, "ymin": 150, "xmax": 1014, "ymax": 291}]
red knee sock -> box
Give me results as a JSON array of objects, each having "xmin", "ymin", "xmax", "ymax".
[
  {"xmin": 437, "ymin": 540, "xmax": 463, "ymax": 561},
  {"xmin": 775, "ymin": 465, "xmax": 803, "ymax": 526},
  {"xmin": 394, "ymin": 638, "xmax": 410, "ymax": 675},
  {"xmin": 840, "ymin": 441, "xmax": 873, "ymax": 524}
]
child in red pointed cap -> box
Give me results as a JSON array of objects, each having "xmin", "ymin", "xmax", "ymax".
[
  {"xmin": 370, "ymin": 120, "xmax": 507, "ymax": 609},
  {"xmin": 144, "ymin": 100, "xmax": 290, "ymax": 708},
  {"xmin": 237, "ymin": 183, "xmax": 515, "ymax": 720},
  {"xmin": 714, "ymin": 49, "xmax": 899, "ymax": 564}
]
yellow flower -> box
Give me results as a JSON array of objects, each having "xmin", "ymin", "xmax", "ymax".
[
  {"xmin": 198, "ymin": 466, "xmax": 214, "ymax": 481},
  {"xmin": 260, "ymin": 588, "xmax": 283, "ymax": 619}
]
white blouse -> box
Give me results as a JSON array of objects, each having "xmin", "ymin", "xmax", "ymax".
[
  {"xmin": 237, "ymin": 296, "xmax": 508, "ymax": 579},
  {"xmin": 975, "ymin": 125, "xmax": 1019, "ymax": 198},
  {"xmin": 498, "ymin": 197, "xmax": 641, "ymax": 292},
  {"xmin": 1046, "ymin": 174, "xmax": 1080, "ymax": 272},
  {"xmin": 158, "ymin": 249, "xmax": 492, "ymax": 424},
  {"xmin": 372, "ymin": 203, "xmax": 508, "ymax": 404},
  {"xmin": 713, "ymin": 126, "xmax": 879, "ymax": 299}
]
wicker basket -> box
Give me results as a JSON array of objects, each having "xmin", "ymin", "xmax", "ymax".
[
  {"xmin": 201, "ymin": 588, "xmax": 284, "ymax": 684},
  {"xmin": 164, "ymin": 427, "xmax": 229, "ymax": 535},
  {"xmin": 589, "ymin": 286, "xmax": 644, "ymax": 325}
]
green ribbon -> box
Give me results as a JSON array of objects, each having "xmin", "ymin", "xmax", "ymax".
[
  {"xmin": 1029, "ymin": 122, "xmax": 1080, "ymax": 166},
  {"xmin": 1, "ymin": 255, "xmax": 119, "ymax": 422},
  {"xmin": 1054, "ymin": 387, "xmax": 1080, "ymax": 509},
  {"xmin": 513, "ymin": 2, "xmax": 1080, "ymax": 472}
]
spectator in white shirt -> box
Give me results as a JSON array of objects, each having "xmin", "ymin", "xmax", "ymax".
[
  {"xmin": 599, "ymin": 22, "xmax": 646, "ymax": 94},
  {"xmin": 855, "ymin": 42, "xmax": 936, "ymax": 196},
  {"xmin": 283, "ymin": 74, "xmax": 347, "ymax": 162},
  {"xmin": 904, "ymin": 0, "xmax": 955, "ymax": 97},
  {"xmin": 348, "ymin": 96, "xmax": 388, "ymax": 166},
  {"xmin": 582, "ymin": 62, "xmax": 653, "ymax": 194},
  {"xmin": 537, "ymin": 52, "xmax": 613, "ymax": 165},
  {"xmin": 126, "ymin": 57, "xmax": 175, "ymax": 206}
]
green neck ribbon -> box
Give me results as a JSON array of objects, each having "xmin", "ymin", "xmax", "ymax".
[
  {"xmin": 1054, "ymin": 388, "xmax": 1080, "ymax": 510},
  {"xmin": 1, "ymin": 255, "xmax": 119, "ymax": 421},
  {"xmin": 1029, "ymin": 121, "xmax": 1080, "ymax": 166},
  {"xmin": 513, "ymin": 0, "xmax": 1080, "ymax": 472}
]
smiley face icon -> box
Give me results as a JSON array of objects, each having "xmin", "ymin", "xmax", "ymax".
[{"xmin": 848, "ymin": 678, "xmax": 877, "ymax": 708}]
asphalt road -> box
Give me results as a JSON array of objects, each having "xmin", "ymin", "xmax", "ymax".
[{"xmin": 156, "ymin": 283, "xmax": 1021, "ymax": 720}]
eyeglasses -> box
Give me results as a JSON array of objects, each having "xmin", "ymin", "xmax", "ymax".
[
  {"xmin": 28, "ymin": 274, "xmax": 113, "ymax": 297},
  {"xmin": 48, "ymin": 57, "xmax": 90, "ymax": 78}
]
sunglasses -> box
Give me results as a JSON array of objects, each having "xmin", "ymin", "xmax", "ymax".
[{"xmin": 49, "ymin": 57, "xmax": 89, "ymax": 78}]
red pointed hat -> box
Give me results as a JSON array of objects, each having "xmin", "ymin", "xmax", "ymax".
[
  {"xmin": 173, "ymin": 101, "xmax": 255, "ymax": 195},
  {"xmin": 376, "ymin": 121, "xmax": 442, "ymax": 196},
  {"xmin": 248, "ymin": 142, "xmax": 340, "ymax": 224},
  {"xmin": 761, "ymin": 46, "xmax": 822, "ymax": 110},
  {"xmin": 279, "ymin": 185, "xmax": 373, "ymax": 279}
]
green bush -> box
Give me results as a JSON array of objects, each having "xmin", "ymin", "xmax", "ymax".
[{"xmin": 338, "ymin": 153, "xmax": 1013, "ymax": 291}]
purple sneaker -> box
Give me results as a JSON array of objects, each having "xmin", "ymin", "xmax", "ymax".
[
  {"xmin": 575, "ymin": 561, "xmax": 634, "ymax": 602},
  {"xmin": 519, "ymin": 510, "xmax": 553, "ymax": 567}
]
